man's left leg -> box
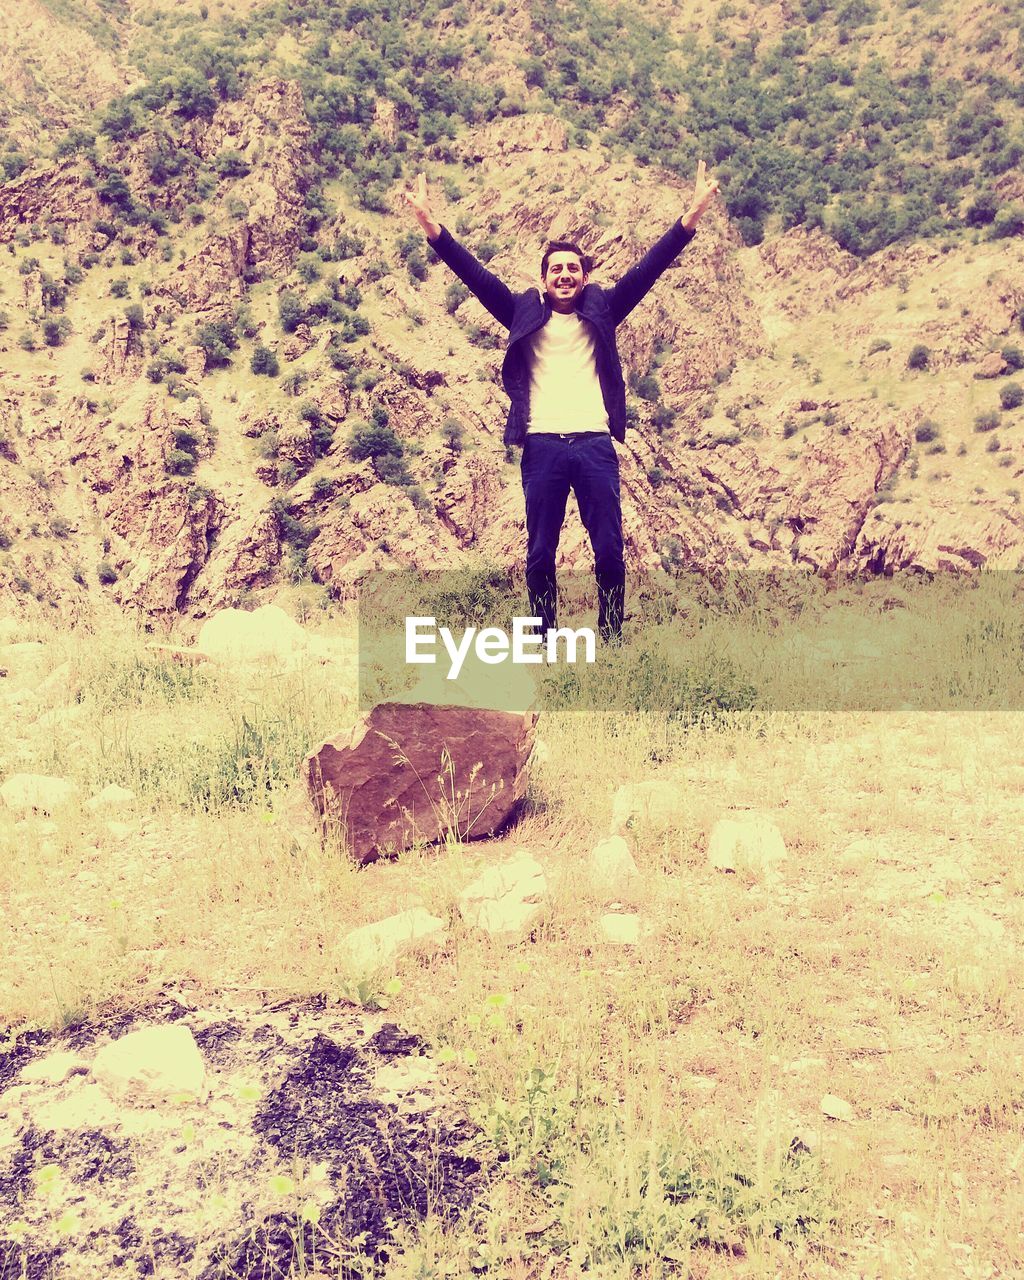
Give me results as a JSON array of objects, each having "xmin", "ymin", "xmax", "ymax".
[{"xmin": 573, "ymin": 433, "xmax": 625, "ymax": 642}]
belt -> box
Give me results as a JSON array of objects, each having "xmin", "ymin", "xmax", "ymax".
[{"xmin": 530, "ymin": 431, "xmax": 609, "ymax": 441}]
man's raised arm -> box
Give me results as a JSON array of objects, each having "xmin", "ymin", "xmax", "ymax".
[
  {"xmin": 607, "ymin": 158, "xmax": 720, "ymax": 326},
  {"xmin": 401, "ymin": 173, "xmax": 516, "ymax": 329}
]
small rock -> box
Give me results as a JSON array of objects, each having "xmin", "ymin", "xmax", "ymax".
[
  {"xmin": 1, "ymin": 773, "xmax": 78, "ymax": 814},
  {"xmin": 36, "ymin": 662, "xmax": 72, "ymax": 698},
  {"xmin": 339, "ymin": 907, "xmax": 447, "ymax": 972},
  {"xmin": 587, "ymin": 836, "xmax": 639, "ymax": 894},
  {"xmin": 374, "ymin": 1057, "xmax": 438, "ymax": 1105},
  {"xmin": 29, "ymin": 1083, "xmax": 120, "ymax": 1132},
  {"xmin": 21, "ymin": 1051, "xmax": 87, "ymax": 1086},
  {"xmin": 598, "ymin": 913, "xmax": 641, "ymax": 945},
  {"xmin": 92, "ymin": 1024, "xmax": 206, "ymax": 1106},
  {"xmin": 708, "ymin": 812, "xmax": 787, "ymax": 877},
  {"xmin": 459, "ymin": 853, "xmax": 547, "ymax": 939},
  {"xmin": 195, "ymin": 604, "xmax": 309, "ymax": 663},
  {"xmin": 610, "ymin": 780, "xmax": 685, "ymax": 834},
  {"xmin": 85, "ymin": 784, "xmax": 137, "ymax": 813},
  {"xmin": 530, "ymin": 737, "xmax": 551, "ymax": 767},
  {"xmin": 820, "ymin": 1093, "xmax": 854, "ymax": 1122},
  {"xmin": 106, "ymin": 821, "xmax": 136, "ymax": 840}
]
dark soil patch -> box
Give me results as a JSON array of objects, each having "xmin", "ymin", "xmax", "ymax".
[
  {"xmin": 192, "ymin": 1020, "xmax": 244, "ymax": 1062},
  {"xmin": 2, "ymin": 996, "xmax": 488, "ymax": 1280},
  {"xmin": 217, "ymin": 1032, "xmax": 484, "ymax": 1277},
  {"xmin": 0, "ymin": 1026, "xmax": 52, "ymax": 1093},
  {"xmin": 0, "ymin": 1124, "xmax": 46, "ymax": 1207},
  {"xmin": 63, "ymin": 994, "xmax": 191, "ymax": 1053},
  {"xmin": 0, "ymin": 1244, "xmax": 61, "ymax": 1280},
  {"xmin": 368, "ymin": 1023, "xmax": 426, "ymax": 1059},
  {"xmin": 51, "ymin": 1128, "xmax": 135, "ymax": 1185}
]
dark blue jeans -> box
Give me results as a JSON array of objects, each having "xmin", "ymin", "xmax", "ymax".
[{"xmin": 520, "ymin": 431, "xmax": 625, "ymax": 640}]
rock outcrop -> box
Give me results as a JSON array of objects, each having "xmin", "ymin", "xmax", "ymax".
[{"xmin": 307, "ymin": 701, "xmax": 538, "ymax": 863}]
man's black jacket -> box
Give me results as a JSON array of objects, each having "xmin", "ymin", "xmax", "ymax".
[{"xmin": 428, "ymin": 220, "xmax": 695, "ymax": 447}]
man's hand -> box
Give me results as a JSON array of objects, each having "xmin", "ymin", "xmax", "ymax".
[
  {"xmin": 681, "ymin": 159, "xmax": 720, "ymax": 232},
  {"xmin": 401, "ymin": 173, "xmax": 441, "ymax": 241}
]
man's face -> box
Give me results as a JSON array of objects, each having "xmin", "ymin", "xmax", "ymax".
[{"xmin": 543, "ymin": 251, "xmax": 588, "ymax": 312}]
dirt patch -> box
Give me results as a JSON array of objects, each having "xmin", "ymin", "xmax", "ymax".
[{"xmin": 0, "ymin": 992, "xmax": 488, "ymax": 1280}]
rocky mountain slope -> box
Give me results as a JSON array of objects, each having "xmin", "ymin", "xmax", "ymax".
[{"xmin": 0, "ymin": 1, "xmax": 1022, "ymax": 624}]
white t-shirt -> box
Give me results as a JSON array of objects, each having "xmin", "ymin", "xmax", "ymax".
[{"xmin": 523, "ymin": 309, "xmax": 610, "ymax": 434}]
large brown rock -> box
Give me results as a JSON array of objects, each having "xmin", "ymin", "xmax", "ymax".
[{"xmin": 307, "ymin": 702, "xmax": 537, "ymax": 863}]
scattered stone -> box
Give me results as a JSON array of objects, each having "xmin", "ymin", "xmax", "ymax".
[
  {"xmin": 14, "ymin": 817, "xmax": 58, "ymax": 836},
  {"xmin": 92, "ymin": 1025, "xmax": 207, "ymax": 1106},
  {"xmin": 144, "ymin": 643, "xmax": 212, "ymax": 666},
  {"xmin": 338, "ymin": 907, "xmax": 447, "ymax": 972},
  {"xmin": 820, "ymin": 1093, "xmax": 854, "ymax": 1122},
  {"xmin": 20, "ymin": 1052, "xmax": 87, "ymax": 1086},
  {"xmin": 974, "ymin": 351, "xmax": 1006, "ymax": 379},
  {"xmin": 106, "ymin": 820, "xmax": 136, "ymax": 840},
  {"xmin": 0, "ymin": 687, "xmax": 38, "ymax": 711},
  {"xmin": 707, "ymin": 811, "xmax": 787, "ymax": 877},
  {"xmin": 0, "ymin": 773, "xmax": 78, "ymax": 814},
  {"xmin": 36, "ymin": 662, "xmax": 73, "ymax": 698},
  {"xmin": 610, "ymin": 780, "xmax": 686, "ymax": 834},
  {"xmin": 85, "ymin": 784, "xmax": 137, "ymax": 813},
  {"xmin": 308, "ymin": 702, "xmax": 537, "ymax": 863},
  {"xmin": 373, "ymin": 1056, "xmax": 438, "ymax": 1106},
  {"xmin": 785, "ymin": 1056, "xmax": 828, "ymax": 1073},
  {"xmin": 459, "ymin": 853, "xmax": 547, "ymax": 939},
  {"xmin": 26, "ymin": 1082, "xmax": 121, "ymax": 1132},
  {"xmin": 588, "ymin": 835, "xmax": 640, "ymax": 895},
  {"xmin": 598, "ymin": 913, "xmax": 641, "ymax": 945},
  {"xmin": 195, "ymin": 604, "xmax": 309, "ymax": 664}
]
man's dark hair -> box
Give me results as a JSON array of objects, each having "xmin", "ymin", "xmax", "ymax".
[{"xmin": 541, "ymin": 240, "xmax": 592, "ymax": 277}]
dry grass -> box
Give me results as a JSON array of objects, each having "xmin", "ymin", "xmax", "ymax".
[{"xmin": 1, "ymin": 608, "xmax": 1023, "ymax": 1279}]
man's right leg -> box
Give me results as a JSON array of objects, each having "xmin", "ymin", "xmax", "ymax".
[{"xmin": 521, "ymin": 435, "xmax": 570, "ymax": 632}]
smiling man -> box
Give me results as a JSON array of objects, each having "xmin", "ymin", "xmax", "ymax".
[{"xmin": 402, "ymin": 162, "xmax": 719, "ymax": 641}]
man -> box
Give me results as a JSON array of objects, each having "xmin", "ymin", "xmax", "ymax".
[{"xmin": 402, "ymin": 161, "xmax": 719, "ymax": 641}]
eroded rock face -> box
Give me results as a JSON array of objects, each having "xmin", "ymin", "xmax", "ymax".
[
  {"xmin": 95, "ymin": 315, "xmax": 144, "ymax": 384},
  {"xmin": 0, "ymin": 163, "xmax": 104, "ymax": 255},
  {"xmin": 307, "ymin": 702, "xmax": 537, "ymax": 863},
  {"xmin": 460, "ymin": 113, "xmax": 569, "ymax": 161},
  {"xmin": 190, "ymin": 78, "xmax": 313, "ymax": 278},
  {"xmin": 157, "ymin": 227, "xmax": 250, "ymax": 314}
]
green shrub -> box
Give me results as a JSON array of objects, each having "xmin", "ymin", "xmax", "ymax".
[
  {"xmin": 97, "ymin": 560, "xmax": 118, "ymax": 584},
  {"xmin": 348, "ymin": 419, "xmax": 409, "ymax": 483},
  {"xmin": 445, "ymin": 281, "xmax": 469, "ymax": 314},
  {"xmin": 999, "ymin": 382, "xmax": 1023, "ymax": 410},
  {"xmin": 914, "ymin": 419, "xmax": 940, "ymax": 443},
  {"xmin": 278, "ymin": 290, "xmax": 305, "ymax": 334},
  {"xmin": 195, "ymin": 318, "xmax": 238, "ymax": 368},
  {"xmin": 907, "ymin": 344, "xmax": 930, "ymax": 370},
  {"xmin": 251, "ymin": 344, "xmax": 280, "ymax": 376},
  {"xmin": 213, "ymin": 149, "xmax": 250, "ymax": 177},
  {"xmin": 441, "ymin": 418, "xmax": 464, "ymax": 451},
  {"xmin": 166, "ymin": 448, "xmax": 197, "ymax": 475},
  {"xmin": 974, "ymin": 411, "xmax": 1000, "ymax": 432}
]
